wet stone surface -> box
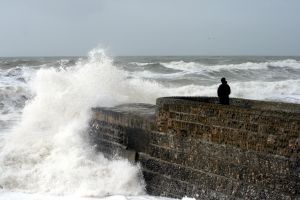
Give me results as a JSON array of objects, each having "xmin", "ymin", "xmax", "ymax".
[{"xmin": 89, "ymin": 97, "xmax": 300, "ymax": 200}]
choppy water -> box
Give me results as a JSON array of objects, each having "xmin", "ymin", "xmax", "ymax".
[{"xmin": 0, "ymin": 49, "xmax": 299, "ymax": 199}]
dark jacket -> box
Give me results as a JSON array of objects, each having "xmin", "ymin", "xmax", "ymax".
[{"xmin": 218, "ymin": 83, "xmax": 231, "ymax": 105}]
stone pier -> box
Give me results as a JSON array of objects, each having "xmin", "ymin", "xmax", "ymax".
[{"xmin": 89, "ymin": 97, "xmax": 300, "ymax": 200}]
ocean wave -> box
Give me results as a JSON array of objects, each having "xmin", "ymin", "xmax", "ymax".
[
  {"xmin": 0, "ymin": 49, "xmax": 150, "ymax": 197},
  {"xmin": 0, "ymin": 67, "xmax": 34, "ymax": 132},
  {"xmin": 160, "ymin": 59, "xmax": 300, "ymax": 73},
  {"xmin": 0, "ymin": 50, "xmax": 299, "ymax": 199},
  {"xmin": 129, "ymin": 70, "xmax": 187, "ymax": 80},
  {"xmin": 231, "ymin": 79, "xmax": 300, "ymax": 103},
  {"xmin": 129, "ymin": 62, "xmax": 153, "ymax": 66},
  {"xmin": 127, "ymin": 62, "xmax": 180, "ymax": 74},
  {"xmin": 0, "ymin": 58, "xmax": 77, "ymax": 70},
  {"xmin": 167, "ymin": 79, "xmax": 300, "ymax": 103}
]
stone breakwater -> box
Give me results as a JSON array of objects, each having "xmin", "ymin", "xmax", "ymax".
[{"xmin": 89, "ymin": 97, "xmax": 300, "ymax": 200}]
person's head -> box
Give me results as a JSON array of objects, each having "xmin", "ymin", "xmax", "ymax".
[{"xmin": 221, "ymin": 77, "xmax": 227, "ymax": 84}]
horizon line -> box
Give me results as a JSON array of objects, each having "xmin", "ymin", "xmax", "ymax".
[{"xmin": 1, "ymin": 54, "xmax": 300, "ymax": 58}]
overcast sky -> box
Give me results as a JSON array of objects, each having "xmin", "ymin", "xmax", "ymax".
[{"xmin": 0, "ymin": 0, "xmax": 300, "ymax": 56}]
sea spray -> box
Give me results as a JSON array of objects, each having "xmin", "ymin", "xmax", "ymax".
[
  {"xmin": 0, "ymin": 50, "xmax": 299, "ymax": 199},
  {"xmin": 0, "ymin": 49, "xmax": 165, "ymax": 196}
]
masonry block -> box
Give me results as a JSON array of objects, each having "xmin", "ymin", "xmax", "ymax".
[{"xmin": 89, "ymin": 97, "xmax": 300, "ymax": 199}]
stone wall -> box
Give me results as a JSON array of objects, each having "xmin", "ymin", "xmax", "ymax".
[{"xmin": 89, "ymin": 97, "xmax": 300, "ymax": 200}]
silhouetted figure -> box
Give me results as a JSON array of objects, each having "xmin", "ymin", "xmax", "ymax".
[{"xmin": 218, "ymin": 78, "xmax": 231, "ymax": 105}]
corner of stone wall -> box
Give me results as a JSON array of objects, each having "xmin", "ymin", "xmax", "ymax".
[{"xmin": 89, "ymin": 97, "xmax": 300, "ymax": 199}]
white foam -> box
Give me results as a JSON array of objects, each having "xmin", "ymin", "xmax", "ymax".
[
  {"xmin": 0, "ymin": 49, "xmax": 299, "ymax": 200},
  {"xmin": 161, "ymin": 61, "xmax": 202, "ymax": 73},
  {"xmin": 161, "ymin": 59, "xmax": 300, "ymax": 73},
  {"xmin": 172, "ymin": 79, "xmax": 300, "ymax": 103},
  {"xmin": 231, "ymin": 79, "xmax": 300, "ymax": 103},
  {"xmin": 130, "ymin": 62, "xmax": 153, "ymax": 67},
  {"xmin": 0, "ymin": 67, "xmax": 33, "ymax": 134},
  {"xmin": 0, "ymin": 49, "xmax": 152, "ymax": 197},
  {"xmin": 0, "ymin": 192, "xmax": 176, "ymax": 200},
  {"xmin": 129, "ymin": 70, "xmax": 187, "ymax": 80}
]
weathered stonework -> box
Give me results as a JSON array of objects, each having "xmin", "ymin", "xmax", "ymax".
[{"xmin": 89, "ymin": 97, "xmax": 300, "ymax": 199}]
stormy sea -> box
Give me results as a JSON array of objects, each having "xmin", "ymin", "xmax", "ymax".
[{"xmin": 0, "ymin": 49, "xmax": 299, "ymax": 200}]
